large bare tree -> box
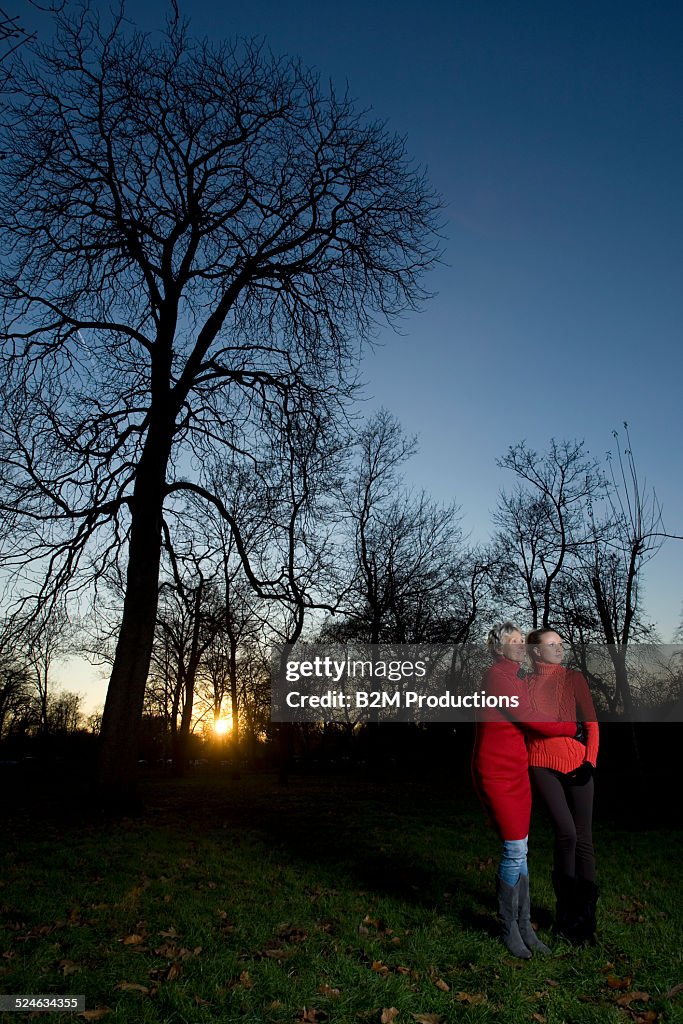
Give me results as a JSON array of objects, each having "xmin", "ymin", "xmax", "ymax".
[{"xmin": 0, "ymin": 6, "xmax": 441, "ymax": 798}]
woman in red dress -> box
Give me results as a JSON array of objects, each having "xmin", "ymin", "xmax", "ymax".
[
  {"xmin": 472, "ymin": 622, "xmax": 581, "ymax": 958},
  {"xmin": 526, "ymin": 627, "xmax": 599, "ymax": 943}
]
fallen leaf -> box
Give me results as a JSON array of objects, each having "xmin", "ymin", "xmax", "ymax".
[
  {"xmin": 412, "ymin": 1014, "xmax": 442, "ymax": 1024},
  {"xmin": 545, "ymin": 979, "xmax": 559, "ymax": 987},
  {"xmin": 193, "ymin": 996, "xmax": 211, "ymax": 1006},
  {"xmin": 317, "ymin": 984, "xmax": 340, "ymax": 998},
  {"xmin": 455, "ymin": 992, "xmax": 486, "ymax": 1004},
  {"xmin": 78, "ymin": 1009, "xmax": 110, "ymax": 1021},
  {"xmin": 298, "ymin": 1010, "xmax": 319, "ymax": 1023},
  {"xmin": 166, "ymin": 962, "xmax": 183, "ymax": 982},
  {"xmin": 178, "ymin": 946, "xmax": 202, "ymax": 960},
  {"xmin": 532, "ymin": 1015, "xmax": 547, "ymax": 1023},
  {"xmin": 154, "ymin": 942, "xmax": 178, "ymax": 958},
  {"xmin": 666, "ymin": 983, "xmax": 683, "ymax": 999},
  {"xmin": 239, "ymin": 971, "xmax": 253, "ymax": 988},
  {"xmin": 616, "ymin": 992, "xmax": 650, "ymax": 1007},
  {"xmin": 432, "ymin": 977, "xmax": 449, "ymax": 992},
  {"xmin": 381, "ymin": 1009, "xmax": 399, "ymax": 1024},
  {"xmin": 122, "ymin": 934, "xmax": 145, "ymax": 946},
  {"xmin": 115, "ymin": 981, "xmax": 150, "ymax": 994},
  {"xmin": 159, "ymin": 927, "xmax": 178, "ymax": 938},
  {"xmin": 607, "ymin": 975, "xmax": 632, "ymax": 990},
  {"xmin": 372, "ymin": 960, "xmax": 390, "ymax": 975},
  {"xmin": 60, "ymin": 959, "xmax": 82, "ymax": 976}
]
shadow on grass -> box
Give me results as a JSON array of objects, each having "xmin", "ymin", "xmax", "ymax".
[{"xmin": 3, "ymin": 757, "xmax": 680, "ymax": 939}]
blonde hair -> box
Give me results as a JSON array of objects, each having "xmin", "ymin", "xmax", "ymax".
[{"xmin": 487, "ymin": 620, "xmax": 522, "ymax": 654}]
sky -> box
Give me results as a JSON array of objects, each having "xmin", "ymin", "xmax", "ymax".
[{"xmin": 14, "ymin": 0, "xmax": 683, "ymax": 705}]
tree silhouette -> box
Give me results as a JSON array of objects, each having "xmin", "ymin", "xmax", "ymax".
[{"xmin": 0, "ymin": 7, "xmax": 441, "ymax": 799}]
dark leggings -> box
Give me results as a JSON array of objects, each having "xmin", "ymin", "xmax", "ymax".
[{"xmin": 530, "ymin": 767, "xmax": 596, "ymax": 881}]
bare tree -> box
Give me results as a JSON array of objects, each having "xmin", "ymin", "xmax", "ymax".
[
  {"xmin": 0, "ymin": 8, "xmax": 441, "ymax": 798},
  {"xmin": 21, "ymin": 606, "xmax": 74, "ymax": 733},
  {"xmin": 493, "ymin": 440, "xmax": 603, "ymax": 628},
  {"xmin": 325, "ymin": 408, "xmax": 478, "ymax": 646},
  {"xmin": 0, "ymin": 6, "xmax": 33, "ymax": 73},
  {"xmin": 0, "ymin": 636, "xmax": 33, "ymax": 739},
  {"xmin": 495, "ymin": 429, "xmax": 680, "ymax": 715},
  {"xmin": 580, "ymin": 425, "xmax": 666, "ymax": 715}
]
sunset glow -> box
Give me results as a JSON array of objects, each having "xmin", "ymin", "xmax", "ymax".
[{"xmin": 213, "ymin": 718, "xmax": 231, "ymax": 736}]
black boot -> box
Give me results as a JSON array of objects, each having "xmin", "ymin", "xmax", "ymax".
[
  {"xmin": 552, "ymin": 871, "xmax": 577, "ymax": 940},
  {"xmin": 517, "ymin": 874, "xmax": 552, "ymax": 954},
  {"xmin": 572, "ymin": 879, "xmax": 599, "ymax": 945},
  {"xmin": 496, "ymin": 876, "xmax": 532, "ymax": 959}
]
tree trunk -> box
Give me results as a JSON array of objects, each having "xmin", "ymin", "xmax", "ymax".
[
  {"xmin": 229, "ymin": 637, "xmax": 241, "ymax": 779},
  {"xmin": 98, "ymin": 421, "xmax": 172, "ymax": 804}
]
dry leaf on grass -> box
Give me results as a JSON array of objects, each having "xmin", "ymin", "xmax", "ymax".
[
  {"xmin": 372, "ymin": 960, "xmax": 390, "ymax": 975},
  {"xmin": 122, "ymin": 933, "xmax": 145, "ymax": 946},
  {"xmin": 616, "ymin": 992, "xmax": 650, "ymax": 1006},
  {"xmin": 77, "ymin": 1008, "xmax": 110, "ymax": 1021},
  {"xmin": 59, "ymin": 959, "xmax": 82, "ymax": 976},
  {"xmin": 412, "ymin": 1014, "xmax": 442, "ymax": 1024},
  {"xmin": 115, "ymin": 981, "xmax": 150, "ymax": 994},
  {"xmin": 666, "ymin": 983, "xmax": 683, "ymax": 999},
  {"xmin": 607, "ymin": 975, "xmax": 632, "ymax": 990},
  {"xmin": 298, "ymin": 1009, "xmax": 321, "ymax": 1023},
  {"xmin": 455, "ymin": 991, "xmax": 487, "ymax": 1005},
  {"xmin": 381, "ymin": 1009, "xmax": 400, "ymax": 1023},
  {"xmin": 432, "ymin": 977, "xmax": 449, "ymax": 992},
  {"xmin": 317, "ymin": 984, "xmax": 340, "ymax": 998}
]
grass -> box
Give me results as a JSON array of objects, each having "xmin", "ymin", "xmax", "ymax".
[{"xmin": 1, "ymin": 767, "xmax": 682, "ymax": 1023}]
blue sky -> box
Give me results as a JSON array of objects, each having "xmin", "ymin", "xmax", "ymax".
[
  {"xmin": 16, "ymin": 0, "xmax": 683, "ymax": 653},
  {"xmin": 173, "ymin": 0, "xmax": 683, "ymax": 635}
]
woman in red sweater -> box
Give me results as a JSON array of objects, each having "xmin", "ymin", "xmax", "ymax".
[
  {"xmin": 526, "ymin": 627, "xmax": 599, "ymax": 943},
  {"xmin": 472, "ymin": 622, "xmax": 582, "ymax": 958}
]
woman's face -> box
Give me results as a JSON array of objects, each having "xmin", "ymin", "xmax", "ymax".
[
  {"xmin": 499, "ymin": 630, "xmax": 525, "ymax": 663},
  {"xmin": 533, "ymin": 630, "xmax": 565, "ymax": 665}
]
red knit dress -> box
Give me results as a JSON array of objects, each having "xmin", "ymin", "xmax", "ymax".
[
  {"xmin": 526, "ymin": 662, "xmax": 599, "ymax": 771},
  {"xmin": 472, "ymin": 657, "xmax": 578, "ymax": 840}
]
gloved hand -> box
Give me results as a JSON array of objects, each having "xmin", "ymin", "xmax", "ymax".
[
  {"xmin": 566, "ymin": 761, "xmax": 593, "ymax": 785},
  {"xmin": 574, "ymin": 721, "xmax": 587, "ymax": 743}
]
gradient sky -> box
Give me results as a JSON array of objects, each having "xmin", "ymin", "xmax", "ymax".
[{"xmin": 15, "ymin": 0, "xmax": 683, "ymax": 705}]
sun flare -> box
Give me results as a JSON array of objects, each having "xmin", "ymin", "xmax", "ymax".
[{"xmin": 213, "ymin": 718, "xmax": 231, "ymax": 736}]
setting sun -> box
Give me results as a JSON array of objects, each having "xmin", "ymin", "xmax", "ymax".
[{"xmin": 213, "ymin": 718, "xmax": 231, "ymax": 736}]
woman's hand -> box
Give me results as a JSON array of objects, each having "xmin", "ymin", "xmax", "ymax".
[
  {"xmin": 574, "ymin": 721, "xmax": 587, "ymax": 743},
  {"xmin": 566, "ymin": 761, "xmax": 593, "ymax": 785}
]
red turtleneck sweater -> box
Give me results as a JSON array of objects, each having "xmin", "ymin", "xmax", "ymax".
[
  {"xmin": 526, "ymin": 662, "xmax": 599, "ymax": 772},
  {"xmin": 472, "ymin": 657, "xmax": 579, "ymax": 839}
]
